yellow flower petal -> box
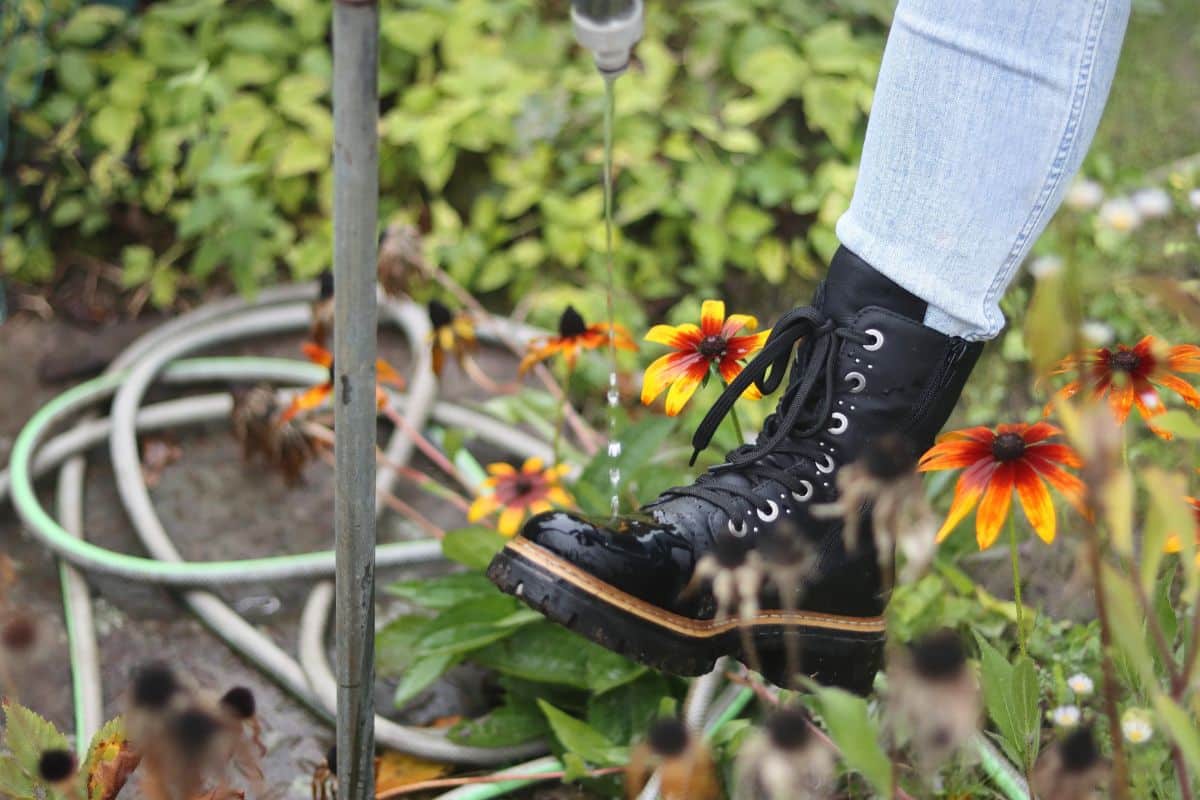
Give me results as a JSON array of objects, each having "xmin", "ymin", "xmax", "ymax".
[
  {"xmin": 521, "ymin": 456, "xmax": 545, "ymax": 474},
  {"xmin": 700, "ymin": 300, "xmax": 725, "ymax": 336},
  {"xmin": 468, "ymin": 495, "xmax": 497, "ymax": 522},
  {"xmin": 645, "ymin": 323, "xmax": 701, "ymax": 349},
  {"xmin": 498, "ymin": 506, "xmax": 525, "ymax": 537},
  {"xmin": 664, "ymin": 372, "xmax": 703, "ymax": 416},
  {"xmin": 486, "ymin": 462, "xmax": 516, "ymax": 477},
  {"xmin": 547, "ymin": 487, "xmax": 573, "ymax": 506}
]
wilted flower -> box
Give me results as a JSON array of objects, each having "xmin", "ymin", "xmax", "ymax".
[
  {"xmin": 919, "ymin": 423, "xmax": 1088, "ymax": 549},
  {"xmin": 1121, "ymin": 708, "xmax": 1153, "ymax": 744},
  {"xmin": 280, "ymin": 342, "xmax": 405, "ymax": 423},
  {"xmin": 733, "ymin": 708, "xmax": 836, "ymax": 800},
  {"xmin": 1048, "ymin": 704, "xmax": 1082, "ymax": 728},
  {"xmin": 813, "ymin": 434, "xmax": 935, "ymax": 581},
  {"xmin": 1032, "ymin": 726, "xmax": 1108, "ymax": 800},
  {"xmin": 1066, "ymin": 673, "xmax": 1094, "ymax": 697},
  {"xmin": 1046, "ymin": 336, "xmax": 1200, "ymax": 439},
  {"xmin": 427, "ymin": 300, "xmax": 477, "ymax": 377},
  {"xmin": 625, "ymin": 718, "xmax": 719, "ymax": 800},
  {"xmin": 519, "ymin": 306, "xmax": 636, "ymax": 374},
  {"xmin": 1097, "ymin": 197, "xmax": 1141, "ymax": 232},
  {"xmin": 1131, "ymin": 187, "xmax": 1173, "ymax": 219},
  {"xmin": 467, "ymin": 457, "xmax": 573, "ymax": 536},
  {"xmin": 377, "ymin": 222, "xmax": 427, "ymax": 299},
  {"xmin": 1064, "ymin": 179, "xmax": 1104, "ymax": 210},
  {"xmin": 641, "ymin": 300, "xmax": 770, "ymax": 416},
  {"xmin": 230, "ymin": 384, "xmax": 318, "ymax": 486},
  {"xmin": 886, "ymin": 629, "xmax": 981, "ymax": 767},
  {"xmin": 691, "ymin": 533, "xmax": 764, "ymax": 622},
  {"xmin": 310, "ymin": 270, "xmax": 334, "ymax": 348}
]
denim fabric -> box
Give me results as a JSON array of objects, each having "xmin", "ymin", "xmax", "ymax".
[{"xmin": 836, "ymin": 0, "xmax": 1131, "ymax": 340}]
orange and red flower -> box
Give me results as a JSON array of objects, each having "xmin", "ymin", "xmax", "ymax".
[
  {"xmin": 280, "ymin": 342, "xmax": 405, "ymax": 422},
  {"xmin": 518, "ymin": 306, "xmax": 636, "ymax": 375},
  {"xmin": 919, "ymin": 422, "xmax": 1088, "ymax": 549},
  {"xmin": 1045, "ymin": 336, "xmax": 1200, "ymax": 439},
  {"xmin": 641, "ymin": 300, "xmax": 770, "ymax": 417},
  {"xmin": 467, "ymin": 457, "xmax": 573, "ymax": 536}
]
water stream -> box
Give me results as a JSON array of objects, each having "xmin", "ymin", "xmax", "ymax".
[{"xmin": 602, "ymin": 75, "xmax": 622, "ymax": 519}]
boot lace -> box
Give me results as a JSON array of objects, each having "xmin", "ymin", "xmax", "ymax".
[{"xmin": 660, "ymin": 305, "xmax": 872, "ymax": 518}]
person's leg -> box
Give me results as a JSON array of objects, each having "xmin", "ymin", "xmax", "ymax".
[{"xmin": 837, "ymin": 0, "xmax": 1131, "ymax": 341}]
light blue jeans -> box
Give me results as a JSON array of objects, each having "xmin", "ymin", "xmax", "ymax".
[{"xmin": 836, "ymin": 0, "xmax": 1131, "ymax": 341}]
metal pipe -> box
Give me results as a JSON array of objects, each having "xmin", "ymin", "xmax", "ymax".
[{"xmin": 333, "ymin": 0, "xmax": 380, "ymax": 795}]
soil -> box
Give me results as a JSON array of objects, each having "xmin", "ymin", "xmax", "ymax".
[{"xmin": 0, "ymin": 305, "xmax": 556, "ymax": 798}]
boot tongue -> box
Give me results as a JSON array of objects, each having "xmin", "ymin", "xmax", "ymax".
[{"xmin": 818, "ymin": 246, "xmax": 927, "ymax": 324}]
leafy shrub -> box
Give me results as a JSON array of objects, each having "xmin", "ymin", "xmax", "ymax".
[{"xmin": 1, "ymin": 0, "xmax": 888, "ymax": 311}]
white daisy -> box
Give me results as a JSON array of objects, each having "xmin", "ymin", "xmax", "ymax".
[
  {"xmin": 1066, "ymin": 673, "xmax": 1094, "ymax": 696},
  {"xmin": 1098, "ymin": 198, "xmax": 1142, "ymax": 233},
  {"xmin": 1121, "ymin": 709, "xmax": 1153, "ymax": 744},
  {"xmin": 1065, "ymin": 179, "xmax": 1104, "ymax": 210},
  {"xmin": 1131, "ymin": 187, "xmax": 1172, "ymax": 219},
  {"xmin": 1028, "ymin": 255, "xmax": 1064, "ymax": 279},
  {"xmin": 1048, "ymin": 705, "xmax": 1081, "ymax": 728}
]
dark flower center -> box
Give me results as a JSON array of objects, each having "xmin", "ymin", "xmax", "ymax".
[
  {"xmin": 766, "ymin": 709, "xmax": 812, "ymax": 751},
  {"xmin": 991, "ymin": 432, "xmax": 1026, "ymax": 462},
  {"xmin": 1110, "ymin": 350, "xmax": 1140, "ymax": 373},
  {"xmin": 697, "ymin": 334, "xmax": 727, "ymax": 360},
  {"xmin": 512, "ymin": 476, "xmax": 535, "ymax": 497},
  {"xmin": 1060, "ymin": 726, "xmax": 1100, "ymax": 772},
  {"xmin": 646, "ymin": 718, "xmax": 689, "ymax": 757},
  {"xmin": 168, "ymin": 708, "xmax": 220, "ymax": 756},
  {"xmin": 132, "ymin": 662, "xmax": 178, "ymax": 709},
  {"xmin": 318, "ymin": 270, "xmax": 334, "ymax": 300},
  {"xmin": 220, "ymin": 686, "xmax": 256, "ymax": 719},
  {"xmin": 38, "ymin": 749, "xmax": 75, "ymax": 783},
  {"xmin": 1, "ymin": 616, "xmax": 35, "ymax": 651},
  {"xmin": 428, "ymin": 300, "xmax": 453, "ymax": 330},
  {"xmin": 909, "ymin": 628, "xmax": 966, "ymax": 680},
  {"xmin": 558, "ymin": 306, "xmax": 588, "ymax": 339}
]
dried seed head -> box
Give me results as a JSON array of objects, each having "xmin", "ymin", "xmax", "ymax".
[
  {"xmin": 37, "ymin": 749, "xmax": 76, "ymax": 783},
  {"xmin": 757, "ymin": 524, "xmax": 812, "ymax": 567},
  {"xmin": 646, "ymin": 718, "xmax": 689, "ymax": 758},
  {"xmin": 325, "ymin": 744, "xmax": 337, "ymax": 776},
  {"xmin": 909, "ymin": 629, "xmax": 967, "ymax": 681},
  {"xmin": 712, "ymin": 532, "xmax": 747, "ymax": 569},
  {"xmin": 168, "ymin": 708, "xmax": 221, "ymax": 757},
  {"xmin": 428, "ymin": 299, "xmax": 453, "ymax": 330},
  {"xmin": 318, "ymin": 271, "xmax": 334, "ymax": 300},
  {"xmin": 132, "ymin": 662, "xmax": 178, "ymax": 710},
  {"xmin": 1, "ymin": 615, "xmax": 36, "ymax": 652},
  {"xmin": 220, "ymin": 686, "xmax": 256, "ymax": 720},
  {"xmin": 862, "ymin": 433, "xmax": 917, "ymax": 481},
  {"xmin": 766, "ymin": 708, "xmax": 812, "ymax": 751},
  {"xmin": 1060, "ymin": 726, "xmax": 1101, "ymax": 772}
]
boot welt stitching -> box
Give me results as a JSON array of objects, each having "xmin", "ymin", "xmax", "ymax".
[{"xmin": 505, "ymin": 537, "xmax": 887, "ymax": 637}]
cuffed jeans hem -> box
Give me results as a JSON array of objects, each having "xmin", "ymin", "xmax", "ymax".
[{"xmin": 835, "ymin": 213, "xmax": 1003, "ymax": 342}]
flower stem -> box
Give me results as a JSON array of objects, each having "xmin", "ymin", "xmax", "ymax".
[
  {"xmin": 1008, "ymin": 515, "xmax": 1027, "ymax": 658},
  {"xmin": 715, "ymin": 365, "xmax": 747, "ymax": 445},
  {"xmin": 552, "ymin": 361, "xmax": 573, "ymax": 465}
]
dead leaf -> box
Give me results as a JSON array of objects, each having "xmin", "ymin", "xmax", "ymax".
[
  {"xmin": 374, "ymin": 750, "xmax": 450, "ymax": 794},
  {"xmin": 85, "ymin": 738, "xmax": 141, "ymax": 800}
]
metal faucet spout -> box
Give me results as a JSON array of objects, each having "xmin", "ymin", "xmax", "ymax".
[{"xmin": 571, "ymin": 0, "xmax": 644, "ymax": 77}]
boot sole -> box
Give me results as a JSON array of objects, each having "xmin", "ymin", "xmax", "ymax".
[{"xmin": 487, "ymin": 537, "xmax": 885, "ymax": 694}]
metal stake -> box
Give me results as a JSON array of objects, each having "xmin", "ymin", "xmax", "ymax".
[{"xmin": 332, "ymin": 1, "xmax": 379, "ymax": 797}]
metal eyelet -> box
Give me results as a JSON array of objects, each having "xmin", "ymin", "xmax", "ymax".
[
  {"xmin": 756, "ymin": 500, "xmax": 779, "ymax": 522},
  {"xmin": 727, "ymin": 518, "xmax": 748, "ymax": 538},
  {"xmin": 845, "ymin": 371, "xmax": 866, "ymax": 393},
  {"xmin": 863, "ymin": 329, "xmax": 884, "ymax": 351},
  {"xmin": 828, "ymin": 412, "xmax": 848, "ymax": 434},
  {"xmin": 815, "ymin": 454, "xmax": 836, "ymax": 474},
  {"xmin": 791, "ymin": 480, "xmax": 813, "ymax": 502}
]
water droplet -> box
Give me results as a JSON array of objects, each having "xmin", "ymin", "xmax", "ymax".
[
  {"xmin": 608, "ymin": 441, "xmax": 622, "ymax": 458},
  {"xmin": 609, "ymin": 467, "xmax": 621, "ymax": 486},
  {"xmin": 607, "ymin": 388, "xmax": 619, "ymax": 407}
]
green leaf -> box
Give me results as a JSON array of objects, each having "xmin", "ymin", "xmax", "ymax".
[
  {"xmin": 393, "ymin": 652, "xmax": 460, "ymax": 708},
  {"xmin": 2, "ymin": 700, "xmax": 70, "ymax": 776},
  {"xmin": 1155, "ymin": 410, "xmax": 1200, "ymax": 440},
  {"xmin": 587, "ymin": 672, "xmax": 671, "ymax": 744},
  {"xmin": 275, "ymin": 133, "xmax": 328, "ymax": 178},
  {"xmin": 449, "ymin": 699, "xmax": 549, "ymax": 747},
  {"xmin": 1100, "ymin": 563, "xmax": 1157, "ymax": 689},
  {"xmin": 975, "ymin": 636, "xmax": 1040, "ymax": 770},
  {"xmin": 536, "ymin": 700, "xmax": 628, "ymax": 766},
  {"xmin": 376, "ymin": 614, "xmax": 431, "ymax": 676},
  {"xmin": 679, "ymin": 162, "xmax": 736, "ymax": 222},
  {"xmin": 411, "ymin": 595, "xmax": 530, "ymax": 657},
  {"xmin": 0, "ymin": 755, "xmax": 36, "ymax": 799},
  {"xmin": 473, "ymin": 623, "xmax": 644, "ymax": 691},
  {"xmin": 1153, "ymin": 693, "xmax": 1200, "ymax": 777},
  {"xmin": 800, "ymin": 76, "xmax": 863, "ymax": 152},
  {"xmin": 441, "ymin": 527, "xmax": 508, "ymax": 570},
  {"xmin": 90, "ymin": 106, "xmax": 139, "ymax": 153},
  {"xmin": 386, "ymin": 572, "xmax": 497, "ymax": 610},
  {"xmin": 809, "ymin": 683, "xmax": 892, "ymax": 796},
  {"xmin": 58, "ymin": 6, "xmax": 126, "ymax": 46}
]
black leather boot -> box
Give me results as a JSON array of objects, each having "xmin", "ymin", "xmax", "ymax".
[{"xmin": 488, "ymin": 247, "xmax": 982, "ymax": 693}]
